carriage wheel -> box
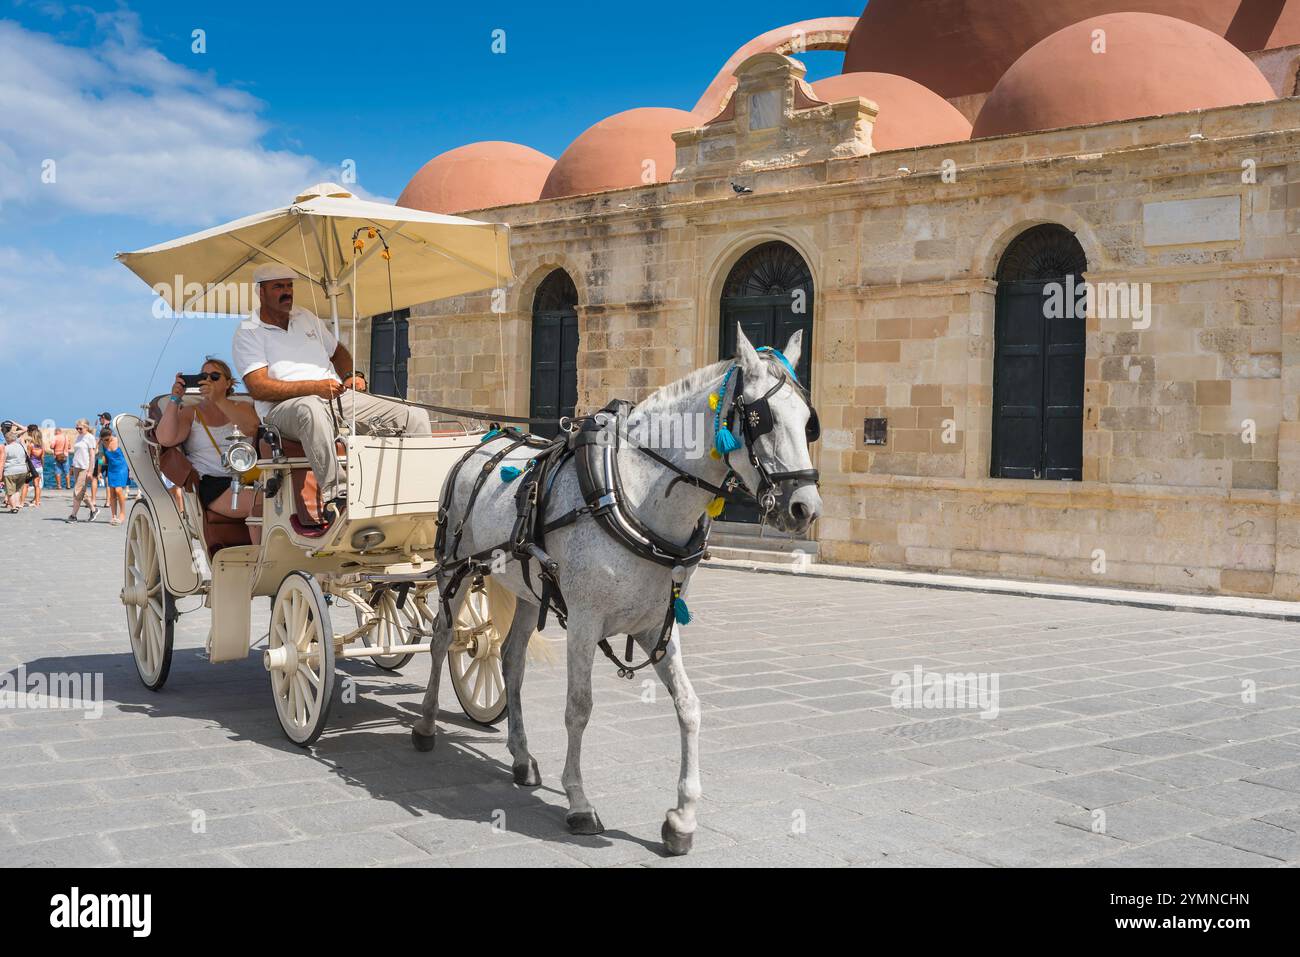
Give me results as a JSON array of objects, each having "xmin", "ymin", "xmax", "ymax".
[
  {"xmin": 447, "ymin": 580, "xmax": 508, "ymax": 726},
  {"xmin": 354, "ymin": 586, "xmax": 424, "ymax": 671},
  {"xmin": 123, "ymin": 504, "xmax": 175, "ymax": 690},
  {"xmin": 266, "ymin": 572, "xmax": 336, "ymax": 747}
]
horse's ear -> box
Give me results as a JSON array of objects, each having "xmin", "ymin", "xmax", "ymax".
[
  {"xmin": 783, "ymin": 330, "xmax": 803, "ymax": 370},
  {"xmin": 734, "ymin": 325, "xmax": 762, "ymax": 377}
]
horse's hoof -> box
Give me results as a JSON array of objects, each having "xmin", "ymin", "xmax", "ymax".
[
  {"xmin": 513, "ymin": 757, "xmax": 541, "ymax": 787},
  {"xmin": 661, "ymin": 820, "xmax": 694, "ymax": 856},
  {"xmin": 411, "ymin": 728, "xmax": 437, "ymax": 753},
  {"xmin": 566, "ymin": 810, "xmax": 604, "ymax": 835}
]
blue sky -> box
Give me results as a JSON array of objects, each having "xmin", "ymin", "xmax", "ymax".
[{"xmin": 0, "ymin": 0, "xmax": 850, "ymax": 426}]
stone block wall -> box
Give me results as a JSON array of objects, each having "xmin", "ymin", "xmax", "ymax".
[{"xmin": 402, "ymin": 88, "xmax": 1300, "ymax": 601}]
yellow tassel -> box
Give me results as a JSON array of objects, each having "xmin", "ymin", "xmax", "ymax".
[
  {"xmin": 708, "ymin": 392, "xmax": 719, "ymax": 411},
  {"xmin": 706, "ymin": 496, "xmax": 725, "ymax": 518},
  {"xmin": 710, "ymin": 448, "xmax": 721, "ymax": 460}
]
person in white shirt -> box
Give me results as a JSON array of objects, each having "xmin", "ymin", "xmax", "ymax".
[
  {"xmin": 154, "ymin": 357, "xmax": 261, "ymax": 520},
  {"xmin": 3, "ymin": 423, "xmax": 29, "ymax": 513},
  {"xmin": 231, "ymin": 263, "xmax": 430, "ymax": 522},
  {"xmin": 66, "ymin": 419, "xmax": 99, "ymax": 522}
]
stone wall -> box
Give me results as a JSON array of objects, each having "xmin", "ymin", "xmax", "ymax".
[{"xmin": 402, "ymin": 58, "xmax": 1300, "ymax": 601}]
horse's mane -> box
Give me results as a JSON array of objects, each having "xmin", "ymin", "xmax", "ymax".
[
  {"xmin": 636, "ymin": 353, "xmax": 807, "ymax": 413},
  {"xmin": 635, "ymin": 359, "xmax": 731, "ymax": 412}
]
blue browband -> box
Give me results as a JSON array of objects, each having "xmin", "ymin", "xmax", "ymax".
[{"xmin": 756, "ymin": 346, "xmax": 799, "ymax": 383}]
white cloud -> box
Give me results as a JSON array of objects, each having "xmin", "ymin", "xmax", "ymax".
[{"xmin": 0, "ymin": 9, "xmax": 348, "ymax": 225}]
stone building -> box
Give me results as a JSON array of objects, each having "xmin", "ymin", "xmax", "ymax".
[{"xmin": 354, "ymin": 2, "xmax": 1300, "ymax": 600}]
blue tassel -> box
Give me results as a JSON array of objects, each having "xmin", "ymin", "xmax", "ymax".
[
  {"xmin": 673, "ymin": 597, "xmax": 692, "ymax": 625},
  {"xmin": 714, "ymin": 425, "xmax": 741, "ymax": 455},
  {"xmin": 500, "ymin": 465, "xmax": 523, "ymax": 483},
  {"xmin": 480, "ymin": 428, "xmax": 501, "ymax": 443}
]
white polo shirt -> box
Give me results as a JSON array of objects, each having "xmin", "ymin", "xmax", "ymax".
[{"xmin": 232, "ymin": 304, "xmax": 341, "ymax": 417}]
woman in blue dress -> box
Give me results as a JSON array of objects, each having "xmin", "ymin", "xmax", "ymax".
[{"xmin": 99, "ymin": 427, "xmax": 130, "ymax": 526}]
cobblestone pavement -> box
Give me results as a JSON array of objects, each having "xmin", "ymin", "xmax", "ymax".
[{"xmin": 2, "ymin": 489, "xmax": 1299, "ymax": 867}]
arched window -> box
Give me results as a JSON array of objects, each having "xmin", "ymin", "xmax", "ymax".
[
  {"xmin": 720, "ymin": 241, "xmax": 814, "ymax": 385},
  {"xmin": 992, "ymin": 224, "xmax": 1087, "ymax": 481},
  {"xmin": 529, "ymin": 270, "xmax": 579, "ymax": 439},
  {"xmin": 719, "ymin": 241, "xmax": 814, "ymax": 523}
]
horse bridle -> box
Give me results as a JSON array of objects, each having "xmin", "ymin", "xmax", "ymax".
[{"xmin": 724, "ymin": 354, "xmax": 821, "ymax": 514}]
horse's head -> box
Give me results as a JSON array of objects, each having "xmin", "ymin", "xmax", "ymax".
[{"xmin": 722, "ymin": 328, "xmax": 823, "ymax": 534}]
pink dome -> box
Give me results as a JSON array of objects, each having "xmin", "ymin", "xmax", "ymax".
[
  {"xmin": 973, "ymin": 13, "xmax": 1278, "ymax": 138},
  {"xmin": 397, "ymin": 141, "xmax": 554, "ymax": 214},
  {"xmin": 540, "ymin": 108, "xmax": 695, "ymax": 200},
  {"xmin": 811, "ymin": 72, "xmax": 972, "ymax": 151},
  {"xmin": 843, "ymin": 0, "xmax": 1300, "ymax": 99}
]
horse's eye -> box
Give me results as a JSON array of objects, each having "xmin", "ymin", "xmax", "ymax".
[{"xmin": 805, "ymin": 408, "xmax": 821, "ymax": 443}]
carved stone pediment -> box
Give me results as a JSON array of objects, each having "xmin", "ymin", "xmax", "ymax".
[{"xmin": 671, "ymin": 53, "xmax": 877, "ymax": 183}]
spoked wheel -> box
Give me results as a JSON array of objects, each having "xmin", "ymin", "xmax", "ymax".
[
  {"xmin": 447, "ymin": 579, "xmax": 509, "ymax": 726},
  {"xmin": 266, "ymin": 572, "xmax": 336, "ymax": 747},
  {"xmin": 122, "ymin": 504, "xmax": 175, "ymax": 690},
  {"xmin": 354, "ymin": 586, "xmax": 426, "ymax": 671}
]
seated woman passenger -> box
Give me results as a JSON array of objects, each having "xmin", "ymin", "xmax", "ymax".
[{"xmin": 154, "ymin": 358, "xmax": 261, "ymax": 520}]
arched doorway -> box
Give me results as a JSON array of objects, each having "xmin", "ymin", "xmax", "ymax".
[
  {"xmin": 992, "ymin": 224, "xmax": 1087, "ymax": 481},
  {"xmin": 529, "ymin": 269, "xmax": 579, "ymax": 439},
  {"xmin": 719, "ymin": 240, "xmax": 814, "ymax": 523}
]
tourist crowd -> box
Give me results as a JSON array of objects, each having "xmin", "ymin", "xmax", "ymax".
[{"xmin": 3, "ymin": 413, "xmax": 133, "ymax": 524}]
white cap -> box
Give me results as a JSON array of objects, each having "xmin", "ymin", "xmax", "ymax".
[{"xmin": 253, "ymin": 263, "xmax": 297, "ymax": 284}]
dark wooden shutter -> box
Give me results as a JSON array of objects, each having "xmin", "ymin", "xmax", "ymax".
[
  {"xmin": 992, "ymin": 225, "xmax": 1087, "ymax": 481},
  {"xmin": 992, "ymin": 281, "xmax": 1048, "ymax": 479},
  {"xmin": 530, "ymin": 271, "xmax": 579, "ymax": 439},
  {"xmin": 369, "ymin": 309, "xmax": 409, "ymax": 398},
  {"xmin": 718, "ymin": 242, "xmax": 814, "ymax": 523}
]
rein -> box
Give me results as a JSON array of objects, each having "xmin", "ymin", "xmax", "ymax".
[{"xmin": 432, "ymin": 351, "xmax": 821, "ymax": 681}]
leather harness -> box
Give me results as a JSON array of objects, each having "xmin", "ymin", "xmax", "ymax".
[{"xmin": 434, "ymin": 355, "xmax": 820, "ymax": 677}]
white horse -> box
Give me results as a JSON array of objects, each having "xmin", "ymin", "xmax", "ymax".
[{"xmin": 413, "ymin": 328, "xmax": 822, "ymax": 855}]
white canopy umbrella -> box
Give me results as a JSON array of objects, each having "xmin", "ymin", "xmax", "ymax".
[{"xmin": 116, "ymin": 183, "xmax": 513, "ymax": 335}]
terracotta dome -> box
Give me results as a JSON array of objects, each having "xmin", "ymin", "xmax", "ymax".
[
  {"xmin": 397, "ymin": 142, "xmax": 554, "ymax": 215},
  {"xmin": 973, "ymin": 13, "xmax": 1277, "ymax": 139},
  {"xmin": 540, "ymin": 108, "xmax": 695, "ymax": 200},
  {"xmin": 843, "ymin": 0, "xmax": 1300, "ymax": 99},
  {"xmin": 811, "ymin": 73, "xmax": 972, "ymax": 151}
]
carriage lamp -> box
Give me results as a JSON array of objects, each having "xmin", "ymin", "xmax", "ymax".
[
  {"xmin": 226, "ymin": 440, "xmax": 258, "ymax": 475},
  {"xmin": 351, "ymin": 526, "xmax": 386, "ymax": 551}
]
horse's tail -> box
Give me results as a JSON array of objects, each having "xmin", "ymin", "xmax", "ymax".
[{"xmin": 484, "ymin": 572, "xmax": 556, "ymax": 665}]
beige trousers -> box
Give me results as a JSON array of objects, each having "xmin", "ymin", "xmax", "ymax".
[
  {"xmin": 71, "ymin": 467, "xmax": 92, "ymax": 512},
  {"xmin": 264, "ymin": 392, "xmax": 431, "ymax": 502}
]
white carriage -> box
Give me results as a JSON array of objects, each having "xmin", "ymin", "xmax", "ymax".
[{"xmin": 118, "ymin": 401, "xmax": 515, "ymax": 745}]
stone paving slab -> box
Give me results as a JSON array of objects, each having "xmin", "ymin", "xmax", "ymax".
[{"xmin": 0, "ymin": 491, "xmax": 1297, "ymax": 867}]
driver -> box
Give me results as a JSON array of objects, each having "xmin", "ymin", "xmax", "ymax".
[{"xmin": 232, "ymin": 263, "xmax": 430, "ymax": 523}]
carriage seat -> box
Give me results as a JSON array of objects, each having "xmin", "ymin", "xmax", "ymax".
[
  {"xmin": 259, "ymin": 436, "xmax": 346, "ymax": 532},
  {"xmin": 157, "ymin": 445, "xmax": 253, "ymax": 555},
  {"xmin": 148, "ymin": 397, "xmax": 254, "ymax": 557}
]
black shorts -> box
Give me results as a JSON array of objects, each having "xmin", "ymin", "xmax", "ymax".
[{"xmin": 197, "ymin": 474, "xmax": 230, "ymax": 510}]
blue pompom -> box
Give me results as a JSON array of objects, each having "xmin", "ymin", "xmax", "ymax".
[
  {"xmin": 480, "ymin": 428, "xmax": 501, "ymax": 443},
  {"xmin": 500, "ymin": 465, "xmax": 523, "ymax": 483},
  {"xmin": 673, "ymin": 597, "xmax": 692, "ymax": 626},
  {"xmin": 714, "ymin": 425, "xmax": 741, "ymax": 456}
]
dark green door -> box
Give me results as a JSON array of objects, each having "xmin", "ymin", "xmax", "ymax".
[
  {"xmin": 991, "ymin": 225, "xmax": 1087, "ymax": 481},
  {"xmin": 369, "ymin": 309, "xmax": 410, "ymax": 398},
  {"xmin": 530, "ymin": 271, "xmax": 579, "ymax": 439},
  {"xmin": 719, "ymin": 242, "xmax": 814, "ymax": 523}
]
